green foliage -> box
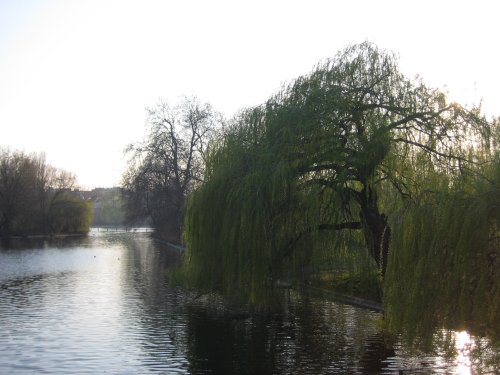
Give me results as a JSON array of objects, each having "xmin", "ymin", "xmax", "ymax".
[
  {"xmin": 384, "ymin": 155, "xmax": 500, "ymax": 344},
  {"xmin": 310, "ymin": 271, "xmax": 382, "ymax": 301},
  {"xmin": 48, "ymin": 194, "xmax": 93, "ymax": 234},
  {"xmin": 93, "ymin": 189, "xmax": 126, "ymax": 226},
  {"xmin": 0, "ymin": 149, "xmax": 89, "ymax": 236},
  {"xmin": 181, "ymin": 41, "xmax": 496, "ymax": 323}
]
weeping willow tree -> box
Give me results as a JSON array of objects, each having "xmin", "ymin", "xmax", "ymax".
[
  {"xmin": 181, "ymin": 42, "xmax": 495, "ymax": 305},
  {"xmin": 384, "ymin": 150, "xmax": 500, "ymax": 346}
]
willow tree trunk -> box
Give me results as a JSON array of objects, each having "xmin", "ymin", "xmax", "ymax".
[{"xmin": 359, "ymin": 188, "xmax": 391, "ymax": 277}]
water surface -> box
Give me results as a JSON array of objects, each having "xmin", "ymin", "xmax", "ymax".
[{"xmin": 0, "ymin": 231, "xmax": 496, "ymax": 374}]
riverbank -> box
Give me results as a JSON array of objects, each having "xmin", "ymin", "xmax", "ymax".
[
  {"xmin": 0, "ymin": 232, "xmax": 87, "ymax": 240},
  {"xmin": 297, "ymin": 283, "xmax": 384, "ymax": 312}
]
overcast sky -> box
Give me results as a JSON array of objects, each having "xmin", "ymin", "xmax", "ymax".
[{"xmin": 1, "ymin": 0, "xmax": 498, "ymax": 189}]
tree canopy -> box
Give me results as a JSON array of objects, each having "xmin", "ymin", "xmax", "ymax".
[
  {"xmin": 181, "ymin": 42, "xmax": 498, "ymax": 305},
  {"xmin": 123, "ymin": 96, "xmax": 221, "ymax": 243},
  {"xmin": 0, "ymin": 149, "xmax": 92, "ymax": 236}
]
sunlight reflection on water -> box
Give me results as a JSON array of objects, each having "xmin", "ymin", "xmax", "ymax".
[{"xmin": 455, "ymin": 331, "xmax": 473, "ymax": 375}]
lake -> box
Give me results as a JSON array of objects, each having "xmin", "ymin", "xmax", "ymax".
[{"xmin": 0, "ymin": 230, "xmax": 496, "ymax": 374}]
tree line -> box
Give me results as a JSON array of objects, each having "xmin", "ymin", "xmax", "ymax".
[
  {"xmin": 90, "ymin": 188, "xmax": 127, "ymax": 227},
  {"xmin": 0, "ymin": 149, "xmax": 92, "ymax": 236},
  {"xmin": 123, "ymin": 43, "xmax": 499, "ymax": 335}
]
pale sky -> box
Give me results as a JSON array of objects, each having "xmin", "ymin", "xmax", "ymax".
[{"xmin": 0, "ymin": 0, "xmax": 498, "ymax": 189}]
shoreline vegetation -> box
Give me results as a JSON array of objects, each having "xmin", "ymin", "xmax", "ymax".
[
  {"xmin": 0, "ymin": 150, "xmax": 93, "ymax": 238},
  {"xmin": 131, "ymin": 43, "xmax": 498, "ymax": 350},
  {"xmin": 3, "ymin": 42, "xmax": 497, "ymax": 356}
]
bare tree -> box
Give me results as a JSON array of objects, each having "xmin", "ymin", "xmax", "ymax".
[{"xmin": 123, "ymin": 96, "xmax": 220, "ymax": 243}]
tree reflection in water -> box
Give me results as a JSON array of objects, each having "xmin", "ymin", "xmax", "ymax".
[{"xmin": 0, "ymin": 232, "xmax": 497, "ymax": 374}]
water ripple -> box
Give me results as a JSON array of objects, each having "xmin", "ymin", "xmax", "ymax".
[{"xmin": 0, "ymin": 232, "xmax": 497, "ymax": 374}]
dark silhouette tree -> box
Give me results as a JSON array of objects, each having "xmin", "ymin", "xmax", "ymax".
[{"xmin": 123, "ymin": 96, "xmax": 220, "ymax": 243}]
